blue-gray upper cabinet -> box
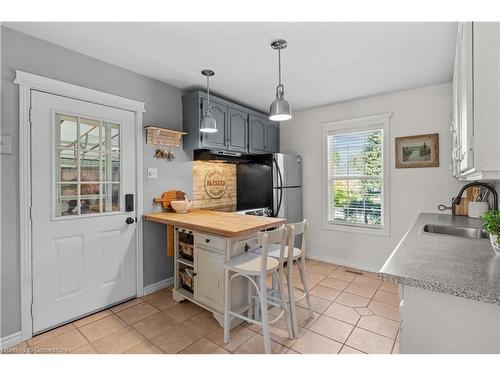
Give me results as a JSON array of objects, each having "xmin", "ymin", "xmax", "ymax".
[
  {"xmin": 249, "ymin": 114, "xmax": 267, "ymax": 153},
  {"xmin": 265, "ymin": 122, "xmax": 280, "ymax": 153},
  {"xmin": 182, "ymin": 91, "xmax": 279, "ymax": 153},
  {"xmin": 227, "ymin": 108, "xmax": 248, "ymax": 152},
  {"xmin": 200, "ymin": 98, "xmax": 227, "ymax": 149}
]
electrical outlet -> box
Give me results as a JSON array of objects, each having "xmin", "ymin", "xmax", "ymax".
[{"xmin": 147, "ymin": 168, "xmax": 158, "ymax": 179}]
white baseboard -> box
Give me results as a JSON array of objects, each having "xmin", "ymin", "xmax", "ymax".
[
  {"xmin": 0, "ymin": 331, "xmax": 22, "ymax": 351},
  {"xmin": 143, "ymin": 277, "xmax": 174, "ymax": 296},
  {"xmin": 306, "ymin": 252, "xmax": 380, "ymax": 273}
]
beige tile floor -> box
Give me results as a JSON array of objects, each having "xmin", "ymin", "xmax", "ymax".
[{"xmin": 2, "ymin": 260, "xmax": 400, "ymax": 354}]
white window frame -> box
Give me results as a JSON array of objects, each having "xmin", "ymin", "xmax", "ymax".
[{"xmin": 321, "ymin": 113, "xmax": 391, "ymax": 236}]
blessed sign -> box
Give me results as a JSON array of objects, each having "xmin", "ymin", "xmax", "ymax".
[{"xmin": 204, "ymin": 168, "xmax": 227, "ymax": 199}]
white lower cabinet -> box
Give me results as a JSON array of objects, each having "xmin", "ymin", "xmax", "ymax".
[
  {"xmin": 193, "ymin": 247, "xmax": 225, "ymax": 312},
  {"xmin": 399, "ymin": 285, "xmax": 500, "ymax": 353},
  {"xmin": 172, "ymin": 227, "xmax": 256, "ymax": 326}
]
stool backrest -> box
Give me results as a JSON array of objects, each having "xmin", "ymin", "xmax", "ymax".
[
  {"xmin": 286, "ymin": 219, "xmax": 308, "ymax": 262},
  {"xmin": 258, "ymin": 226, "xmax": 287, "ymax": 275}
]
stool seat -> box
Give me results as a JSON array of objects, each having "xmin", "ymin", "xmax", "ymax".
[
  {"xmin": 225, "ymin": 253, "xmax": 279, "ymax": 275},
  {"xmin": 256, "ymin": 244, "xmax": 302, "ymax": 260}
]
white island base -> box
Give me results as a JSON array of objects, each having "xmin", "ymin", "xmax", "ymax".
[{"xmin": 172, "ymin": 227, "xmax": 259, "ymax": 328}]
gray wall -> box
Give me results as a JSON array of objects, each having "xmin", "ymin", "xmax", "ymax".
[
  {"xmin": 280, "ymin": 83, "xmax": 462, "ymax": 271},
  {"xmin": 1, "ymin": 26, "xmax": 192, "ymax": 337}
]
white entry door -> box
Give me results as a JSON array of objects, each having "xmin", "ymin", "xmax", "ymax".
[{"xmin": 31, "ymin": 90, "xmax": 137, "ymax": 334}]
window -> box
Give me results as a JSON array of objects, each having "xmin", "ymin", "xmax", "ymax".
[
  {"xmin": 55, "ymin": 113, "xmax": 121, "ymax": 217},
  {"xmin": 322, "ymin": 114, "xmax": 390, "ymax": 234}
]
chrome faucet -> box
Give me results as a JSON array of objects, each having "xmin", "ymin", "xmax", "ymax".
[{"xmin": 451, "ymin": 182, "xmax": 498, "ymax": 215}]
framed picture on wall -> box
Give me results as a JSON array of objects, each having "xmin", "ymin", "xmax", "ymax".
[{"xmin": 395, "ymin": 133, "xmax": 439, "ymax": 168}]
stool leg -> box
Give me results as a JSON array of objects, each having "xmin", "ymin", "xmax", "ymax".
[
  {"xmin": 259, "ymin": 273, "xmax": 272, "ymax": 354},
  {"xmin": 276, "ymin": 270, "xmax": 294, "ymax": 339},
  {"xmin": 247, "ymin": 275, "xmax": 254, "ymax": 320},
  {"xmin": 298, "ymin": 259, "xmax": 315, "ymax": 319},
  {"xmin": 223, "ymin": 269, "xmax": 231, "ymax": 344},
  {"xmin": 253, "ymin": 276, "xmax": 261, "ymax": 321},
  {"xmin": 287, "ymin": 263, "xmax": 299, "ymax": 337}
]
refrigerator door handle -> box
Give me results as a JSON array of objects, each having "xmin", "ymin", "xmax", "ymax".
[{"xmin": 273, "ymin": 157, "xmax": 284, "ymax": 217}]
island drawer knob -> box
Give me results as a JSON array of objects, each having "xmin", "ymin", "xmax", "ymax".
[{"xmin": 205, "ymin": 238, "xmax": 210, "ymax": 243}]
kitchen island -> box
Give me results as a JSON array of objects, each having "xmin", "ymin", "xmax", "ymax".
[
  {"xmin": 381, "ymin": 213, "xmax": 500, "ymax": 353},
  {"xmin": 143, "ymin": 209, "xmax": 285, "ymax": 327}
]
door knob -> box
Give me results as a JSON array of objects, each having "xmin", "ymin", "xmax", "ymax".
[{"xmin": 126, "ymin": 217, "xmax": 135, "ymax": 224}]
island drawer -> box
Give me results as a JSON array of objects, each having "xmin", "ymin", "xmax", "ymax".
[
  {"xmin": 232, "ymin": 236, "xmax": 259, "ymax": 257},
  {"xmin": 194, "ymin": 232, "xmax": 226, "ymax": 253}
]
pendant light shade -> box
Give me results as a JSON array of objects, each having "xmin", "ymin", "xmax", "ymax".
[
  {"xmin": 200, "ymin": 70, "xmax": 217, "ymax": 133},
  {"xmin": 200, "ymin": 111, "xmax": 217, "ymax": 133},
  {"xmin": 269, "ymin": 88, "xmax": 292, "ymax": 121},
  {"xmin": 269, "ymin": 39, "xmax": 292, "ymax": 122}
]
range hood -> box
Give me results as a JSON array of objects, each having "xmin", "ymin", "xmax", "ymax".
[
  {"xmin": 193, "ymin": 149, "xmax": 250, "ymax": 163},
  {"xmin": 193, "ymin": 149, "xmax": 271, "ymax": 164}
]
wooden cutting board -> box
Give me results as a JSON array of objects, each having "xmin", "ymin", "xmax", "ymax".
[
  {"xmin": 454, "ymin": 187, "xmax": 476, "ymax": 216},
  {"xmin": 153, "ymin": 190, "xmax": 187, "ymax": 210}
]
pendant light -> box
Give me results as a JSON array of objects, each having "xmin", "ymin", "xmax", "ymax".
[
  {"xmin": 200, "ymin": 69, "xmax": 217, "ymax": 133},
  {"xmin": 269, "ymin": 39, "xmax": 292, "ymax": 121}
]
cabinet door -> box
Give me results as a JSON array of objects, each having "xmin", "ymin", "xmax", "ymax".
[
  {"xmin": 458, "ymin": 22, "xmax": 474, "ymax": 174},
  {"xmin": 451, "ymin": 26, "xmax": 460, "ymax": 177},
  {"xmin": 194, "ymin": 247, "xmax": 225, "ymax": 312},
  {"xmin": 201, "ymin": 99, "xmax": 227, "ymax": 150},
  {"xmin": 227, "ymin": 108, "xmax": 248, "ymax": 152},
  {"xmin": 249, "ymin": 115, "xmax": 266, "ymax": 153},
  {"xmin": 265, "ymin": 121, "xmax": 280, "ymax": 153}
]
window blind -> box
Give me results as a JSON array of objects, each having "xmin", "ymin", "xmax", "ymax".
[{"xmin": 327, "ymin": 129, "xmax": 384, "ymax": 227}]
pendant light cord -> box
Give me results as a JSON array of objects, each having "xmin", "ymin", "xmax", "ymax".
[
  {"xmin": 276, "ymin": 47, "xmax": 284, "ymax": 97},
  {"xmin": 278, "ymin": 48, "xmax": 282, "ymax": 87},
  {"xmin": 206, "ymin": 75, "xmax": 211, "ymax": 108}
]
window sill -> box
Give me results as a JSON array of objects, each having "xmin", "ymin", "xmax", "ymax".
[{"xmin": 322, "ymin": 221, "xmax": 390, "ymax": 236}]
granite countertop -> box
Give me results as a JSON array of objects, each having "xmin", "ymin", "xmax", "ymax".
[{"xmin": 380, "ymin": 213, "xmax": 500, "ymax": 305}]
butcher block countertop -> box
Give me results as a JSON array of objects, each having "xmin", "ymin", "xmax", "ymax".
[{"xmin": 143, "ymin": 209, "xmax": 286, "ymax": 237}]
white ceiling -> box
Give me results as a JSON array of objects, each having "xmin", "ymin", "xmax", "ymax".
[{"xmin": 5, "ymin": 22, "xmax": 457, "ymax": 112}]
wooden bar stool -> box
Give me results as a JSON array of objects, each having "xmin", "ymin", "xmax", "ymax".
[
  {"xmin": 285, "ymin": 220, "xmax": 314, "ymax": 336},
  {"xmin": 257, "ymin": 220, "xmax": 314, "ymax": 337},
  {"xmin": 223, "ymin": 226, "xmax": 293, "ymax": 354}
]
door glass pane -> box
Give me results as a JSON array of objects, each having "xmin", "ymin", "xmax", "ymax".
[
  {"xmin": 80, "ymin": 151, "xmax": 101, "ymax": 182},
  {"xmin": 102, "ymin": 153, "xmax": 120, "ymax": 182},
  {"xmin": 103, "ymin": 183, "xmax": 120, "ymax": 212},
  {"xmin": 80, "ymin": 183, "xmax": 101, "ymax": 214},
  {"xmin": 80, "ymin": 118, "xmax": 101, "ymax": 151},
  {"xmin": 57, "ymin": 149, "xmax": 78, "ymax": 182},
  {"xmin": 103, "ymin": 122, "xmax": 120, "ymax": 152},
  {"xmin": 56, "ymin": 183, "xmax": 79, "ymax": 216},
  {"xmin": 54, "ymin": 114, "xmax": 122, "ymax": 217},
  {"xmin": 57, "ymin": 114, "xmax": 78, "ymax": 148}
]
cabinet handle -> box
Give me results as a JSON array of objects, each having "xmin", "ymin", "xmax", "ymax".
[{"xmin": 205, "ymin": 238, "xmax": 210, "ymax": 243}]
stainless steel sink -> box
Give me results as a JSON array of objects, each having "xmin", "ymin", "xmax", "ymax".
[{"xmin": 422, "ymin": 224, "xmax": 489, "ymax": 239}]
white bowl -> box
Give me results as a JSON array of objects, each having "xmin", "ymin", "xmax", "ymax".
[{"xmin": 171, "ymin": 200, "xmax": 192, "ymax": 213}]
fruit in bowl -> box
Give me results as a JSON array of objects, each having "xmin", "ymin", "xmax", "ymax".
[{"xmin": 170, "ymin": 199, "xmax": 193, "ymax": 213}]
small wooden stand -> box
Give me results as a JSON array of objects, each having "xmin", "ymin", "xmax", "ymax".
[{"xmin": 153, "ymin": 190, "xmax": 187, "ymax": 256}]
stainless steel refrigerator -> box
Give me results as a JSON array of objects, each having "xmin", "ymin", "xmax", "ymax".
[{"xmin": 272, "ymin": 153, "xmax": 303, "ymax": 222}]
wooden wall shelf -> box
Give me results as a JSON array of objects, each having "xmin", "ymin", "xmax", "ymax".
[{"xmin": 145, "ymin": 125, "xmax": 187, "ymax": 147}]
